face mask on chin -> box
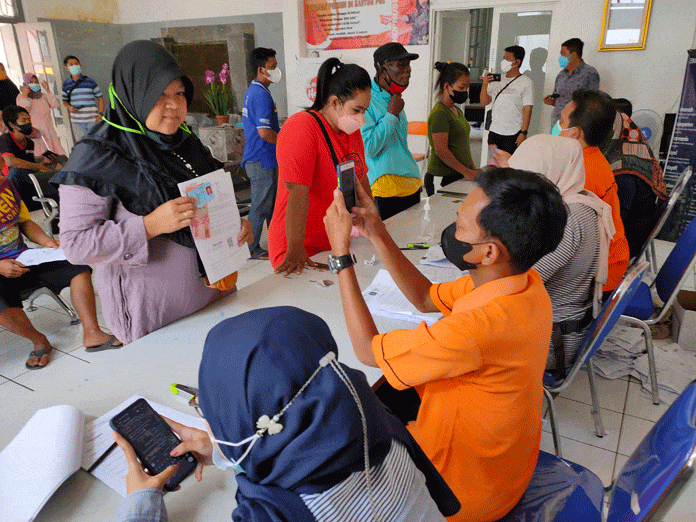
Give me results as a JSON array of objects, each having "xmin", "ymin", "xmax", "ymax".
[{"xmin": 383, "ymin": 68, "xmax": 408, "ymax": 95}]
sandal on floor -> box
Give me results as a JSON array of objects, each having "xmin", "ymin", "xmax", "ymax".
[
  {"xmin": 85, "ymin": 335, "xmax": 123, "ymax": 353},
  {"xmin": 25, "ymin": 347, "xmax": 52, "ymax": 370},
  {"xmin": 250, "ymin": 249, "xmax": 270, "ymax": 260}
]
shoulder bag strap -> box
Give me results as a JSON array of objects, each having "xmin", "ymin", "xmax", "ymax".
[
  {"xmin": 492, "ymin": 74, "xmax": 522, "ymax": 106},
  {"xmin": 308, "ymin": 110, "xmax": 340, "ymax": 166},
  {"xmin": 66, "ymin": 76, "xmax": 87, "ymax": 105}
]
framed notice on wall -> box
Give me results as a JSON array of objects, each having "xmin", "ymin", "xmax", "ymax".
[{"xmin": 304, "ymin": 0, "xmax": 429, "ymax": 51}]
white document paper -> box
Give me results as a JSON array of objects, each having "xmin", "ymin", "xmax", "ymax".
[
  {"xmin": 83, "ymin": 395, "xmax": 207, "ymax": 497},
  {"xmin": 0, "ymin": 405, "xmax": 85, "ymax": 522},
  {"xmin": 363, "ymin": 269, "xmax": 444, "ymax": 326},
  {"xmin": 15, "ymin": 248, "xmax": 67, "ymax": 266},
  {"xmin": 419, "ymin": 245, "xmax": 461, "ymax": 271},
  {"xmin": 178, "ymin": 169, "xmax": 250, "ymax": 284}
]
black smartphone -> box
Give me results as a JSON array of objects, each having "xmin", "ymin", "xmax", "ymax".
[
  {"xmin": 491, "ymin": 73, "xmax": 501, "ymax": 82},
  {"xmin": 550, "ymin": 93, "xmax": 560, "ymax": 99},
  {"xmin": 110, "ymin": 398, "xmax": 198, "ymax": 491},
  {"xmin": 337, "ymin": 160, "xmax": 356, "ymax": 211}
]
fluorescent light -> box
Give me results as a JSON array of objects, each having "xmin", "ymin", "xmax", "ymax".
[{"xmin": 518, "ymin": 12, "xmax": 544, "ymax": 17}]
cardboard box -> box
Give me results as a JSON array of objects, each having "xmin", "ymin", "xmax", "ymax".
[{"xmin": 672, "ymin": 290, "xmax": 696, "ymax": 351}]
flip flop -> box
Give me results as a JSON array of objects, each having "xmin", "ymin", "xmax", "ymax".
[
  {"xmin": 250, "ymin": 249, "xmax": 270, "ymax": 260},
  {"xmin": 85, "ymin": 335, "xmax": 123, "ymax": 353},
  {"xmin": 25, "ymin": 347, "xmax": 52, "ymax": 370}
]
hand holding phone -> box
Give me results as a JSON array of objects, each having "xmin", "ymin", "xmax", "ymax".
[
  {"xmin": 337, "ymin": 160, "xmax": 356, "ymax": 212},
  {"xmin": 110, "ymin": 398, "xmax": 198, "ymax": 492}
]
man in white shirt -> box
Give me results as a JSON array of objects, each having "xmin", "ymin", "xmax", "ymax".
[{"xmin": 481, "ymin": 45, "xmax": 534, "ymax": 155}]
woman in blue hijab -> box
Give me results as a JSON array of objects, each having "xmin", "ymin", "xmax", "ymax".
[{"xmin": 113, "ymin": 306, "xmax": 460, "ymax": 522}]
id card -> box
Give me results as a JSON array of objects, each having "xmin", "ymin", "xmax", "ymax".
[{"xmin": 188, "ymin": 182, "xmax": 215, "ymax": 208}]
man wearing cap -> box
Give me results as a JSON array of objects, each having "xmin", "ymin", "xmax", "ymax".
[{"xmin": 362, "ymin": 43, "xmax": 422, "ymax": 221}]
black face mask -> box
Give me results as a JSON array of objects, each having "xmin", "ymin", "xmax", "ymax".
[
  {"xmin": 17, "ymin": 123, "xmax": 33, "ymax": 136},
  {"xmin": 449, "ymin": 89, "xmax": 468, "ymax": 104},
  {"xmin": 440, "ymin": 222, "xmax": 484, "ymax": 271}
]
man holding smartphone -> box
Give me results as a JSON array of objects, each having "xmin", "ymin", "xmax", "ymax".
[
  {"xmin": 323, "ymin": 167, "xmax": 567, "ymax": 522},
  {"xmin": 481, "ymin": 45, "xmax": 534, "ymax": 154}
]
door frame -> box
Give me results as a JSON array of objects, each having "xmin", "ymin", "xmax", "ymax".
[
  {"xmin": 14, "ymin": 22, "xmax": 74, "ymax": 152},
  {"xmin": 431, "ymin": 0, "xmax": 561, "ymax": 166}
]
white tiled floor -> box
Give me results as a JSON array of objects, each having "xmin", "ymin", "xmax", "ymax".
[{"xmin": 2, "ymin": 238, "xmax": 695, "ymax": 501}]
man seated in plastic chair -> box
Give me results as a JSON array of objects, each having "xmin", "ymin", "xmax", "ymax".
[
  {"xmin": 0, "ymin": 176, "xmax": 120, "ymax": 370},
  {"xmin": 0, "ymin": 105, "xmax": 61, "ymax": 212},
  {"xmin": 324, "ymin": 167, "xmax": 568, "ymax": 522}
]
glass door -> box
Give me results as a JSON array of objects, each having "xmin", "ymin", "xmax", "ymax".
[
  {"xmin": 14, "ymin": 22, "xmax": 73, "ymax": 152},
  {"xmin": 481, "ymin": 4, "xmax": 554, "ymax": 166}
]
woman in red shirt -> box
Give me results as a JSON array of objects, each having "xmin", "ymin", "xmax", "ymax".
[{"xmin": 269, "ymin": 58, "xmax": 372, "ymax": 274}]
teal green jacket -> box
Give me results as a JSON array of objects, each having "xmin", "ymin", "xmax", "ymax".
[{"xmin": 361, "ymin": 78, "xmax": 419, "ymax": 186}]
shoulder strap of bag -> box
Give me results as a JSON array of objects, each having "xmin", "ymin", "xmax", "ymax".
[
  {"xmin": 308, "ymin": 110, "xmax": 340, "ymax": 166},
  {"xmin": 66, "ymin": 76, "xmax": 87, "ymax": 105},
  {"xmin": 492, "ymin": 74, "xmax": 522, "ymax": 105}
]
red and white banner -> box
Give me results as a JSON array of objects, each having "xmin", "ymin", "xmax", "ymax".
[{"xmin": 304, "ymin": 0, "xmax": 430, "ymax": 50}]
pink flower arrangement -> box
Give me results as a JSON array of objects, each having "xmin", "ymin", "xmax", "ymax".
[{"xmin": 204, "ymin": 64, "xmax": 234, "ymax": 115}]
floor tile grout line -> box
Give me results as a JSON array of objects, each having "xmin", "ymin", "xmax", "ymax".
[
  {"xmin": 556, "ymin": 395, "xmax": 625, "ymax": 415},
  {"xmin": 547, "ymin": 428, "xmax": 619, "ymax": 453},
  {"xmin": 0, "ymin": 374, "xmax": 34, "ymax": 391},
  {"xmin": 52, "ymin": 347, "xmax": 91, "ymax": 363}
]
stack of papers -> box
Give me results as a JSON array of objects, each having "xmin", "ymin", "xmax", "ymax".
[
  {"xmin": 632, "ymin": 343, "xmax": 696, "ymax": 403},
  {"xmin": 363, "ymin": 269, "xmax": 444, "ymax": 326},
  {"xmin": 593, "ymin": 325, "xmax": 645, "ymax": 380},
  {"xmin": 15, "ymin": 248, "xmax": 67, "ymax": 266},
  {"xmin": 593, "ymin": 325, "xmax": 696, "ymax": 403}
]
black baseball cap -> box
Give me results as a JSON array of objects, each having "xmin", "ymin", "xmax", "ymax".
[{"xmin": 373, "ymin": 43, "xmax": 419, "ymax": 66}]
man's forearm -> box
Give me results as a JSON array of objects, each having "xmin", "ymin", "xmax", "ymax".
[
  {"xmin": 98, "ymin": 97, "xmax": 105, "ymax": 114},
  {"xmin": 4, "ymin": 156, "xmax": 39, "ymax": 171},
  {"xmin": 521, "ymin": 105, "xmax": 532, "ymax": 132},
  {"xmin": 20, "ymin": 221, "xmax": 53, "ymax": 246},
  {"xmin": 285, "ymin": 185, "xmax": 309, "ymax": 252},
  {"xmin": 370, "ymin": 227, "xmax": 438, "ymax": 313},
  {"xmin": 337, "ymin": 266, "xmax": 379, "ymax": 367}
]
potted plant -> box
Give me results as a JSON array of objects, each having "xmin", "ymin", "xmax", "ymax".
[{"xmin": 204, "ymin": 64, "xmax": 233, "ymax": 125}]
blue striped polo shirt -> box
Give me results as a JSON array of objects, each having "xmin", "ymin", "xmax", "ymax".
[{"xmin": 61, "ymin": 75, "xmax": 103, "ymax": 123}]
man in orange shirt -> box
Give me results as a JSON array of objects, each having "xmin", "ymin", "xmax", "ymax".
[
  {"xmin": 557, "ymin": 89, "xmax": 629, "ymax": 294},
  {"xmin": 323, "ymin": 168, "xmax": 567, "ymax": 522}
]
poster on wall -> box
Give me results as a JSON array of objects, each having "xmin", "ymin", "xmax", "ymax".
[
  {"xmin": 660, "ymin": 49, "xmax": 696, "ymax": 241},
  {"xmin": 304, "ymin": 0, "xmax": 429, "ymax": 50},
  {"xmin": 296, "ymin": 58, "xmax": 326, "ymax": 108}
]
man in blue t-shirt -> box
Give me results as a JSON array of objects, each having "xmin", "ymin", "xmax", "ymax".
[{"xmin": 242, "ymin": 47, "xmax": 281, "ymax": 260}]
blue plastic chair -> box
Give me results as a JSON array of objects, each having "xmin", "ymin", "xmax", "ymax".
[
  {"xmin": 620, "ymin": 215, "xmax": 696, "ymax": 405},
  {"xmin": 630, "ymin": 166, "xmax": 693, "ymax": 273},
  {"xmin": 544, "ymin": 262, "xmax": 649, "ymax": 458},
  {"xmin": 498, "ymin": 379, "xmax": 696, "ymax": 522}
]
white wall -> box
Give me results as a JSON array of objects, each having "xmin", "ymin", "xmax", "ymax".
[{"xmin": 22, "ymin": 0, "xmax": 696, "ymax": 130}]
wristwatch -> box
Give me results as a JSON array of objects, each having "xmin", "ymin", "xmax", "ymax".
[
  {"xmin": 328, "ymin": 254, "xmax": 357, "ymax": 274},
  {"xmin": 520, "ymin": 130, "xmax": 528, "ymax": 135}
]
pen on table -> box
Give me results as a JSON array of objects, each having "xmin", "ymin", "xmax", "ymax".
[
  {"xmin": 87, "ymin": 441, "xmax": 118, "ymax": 473},
  {"xmin": 400, "ymin": 243, "xmax": 429, "ymax": 250}
]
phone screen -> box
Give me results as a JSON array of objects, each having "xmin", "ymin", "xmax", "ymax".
[
  {"xmin": 337, "ymin": 161, "xmax": 356, "ymax": 211},
  {"xmin": 110, "ymin": 399, "xmax": 198, "ymax": 491}
]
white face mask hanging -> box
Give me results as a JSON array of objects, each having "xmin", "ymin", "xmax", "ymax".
[{"xmin": 208, "ymin": 351, "xmax": 381, "ymax": 521}]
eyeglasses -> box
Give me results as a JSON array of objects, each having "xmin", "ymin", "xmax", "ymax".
[{"xmin": 384, "ymin": 60, "xmax": 411, "ymax": 71}]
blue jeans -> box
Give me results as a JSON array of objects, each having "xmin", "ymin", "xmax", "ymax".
[
  {"xmin": 72, "ymin": 121, "xmax": 95, "ymax": 141},
  {"xmin": 245, "ymin": 161, "xmax": 277, "ymax": 254}
]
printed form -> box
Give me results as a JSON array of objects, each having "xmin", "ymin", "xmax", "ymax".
[{"xmin": 178, "ymin": 168, "xmax": 249, "ymax": 284}]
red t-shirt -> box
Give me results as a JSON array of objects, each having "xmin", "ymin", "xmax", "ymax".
[{"xmin": 268, "ymin": 111, "xmax": 367, "ymax": 268}]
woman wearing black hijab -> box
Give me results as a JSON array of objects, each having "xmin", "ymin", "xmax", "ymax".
[{"xmin": 52, "ymin": 41, "xmax": 252, "ymax": 345}]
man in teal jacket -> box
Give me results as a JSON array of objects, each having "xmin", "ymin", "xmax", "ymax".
[{"xmin": 362, "ymin": 43, "xmax": 421, "ymax": 220}]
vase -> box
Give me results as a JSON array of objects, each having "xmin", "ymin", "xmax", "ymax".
[{"xmin": 215, "ymin": 115, "xmax": 230, "ymax": 125}]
